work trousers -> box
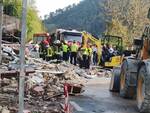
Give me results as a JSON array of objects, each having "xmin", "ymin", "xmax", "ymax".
[
  {"xmin": 83, "ymin": 55, "xmax": 90, "ymax": 69},
  {"xmin": 46, "ymin": 56, "xmax": 52, "ymax": 61},
  {"xmin": 93, "ymin": 52, "xmax": 98, "ymax": 65},
  {"xmin": 63, "ymin": 52, "xmax": 69, "ymax": 61},
  {"xmin": 70, "ymin": 52, "xmax": 77, "ymax": 65},
  {"xmin": 56, "ymin": 54, "xmax": 61, "ymax": 61}
]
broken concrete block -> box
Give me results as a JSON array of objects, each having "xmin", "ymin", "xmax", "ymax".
[
  {"xmin": 32, "ymin": 86, "xmax": 44, "ymax": 96},
  {"xmin": 0, "ymin": 106, "xmax": 2, "ymax": 111},
  {"xmin": 23, "ymin": 110, "xmax": 31, "ymax": 113},
  {"xmin": 2, "ymin": 107, "xmax": 10, "ymax": 113}
]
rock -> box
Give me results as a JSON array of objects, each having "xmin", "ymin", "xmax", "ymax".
[
  {"xmin": 32, "ymin": 86, "xmax": 44, "ymax": 96},
  {"xmin": 29, "ymin": 73, "xmax": 44, "ymax": 85},
  {"xmin": 3, "ymin": 87, "xmax": 18, "ymax": 93},
  {"xmin": 0, "ymin": 106, "xmax": 2, "ymax": 111},
  {"xmin": 0, "ymin": 55, "xmax": 86, "ymax": 113},
  {"xmin": 2, "ymin": 107, "xmax": 10, "ymax": 113},
  {"xmin": 23, "ymin": 110, "xmax": 31, "ymax": 113}
]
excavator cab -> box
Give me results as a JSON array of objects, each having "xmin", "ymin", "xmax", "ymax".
[
  {"xmin": 101, "ymin": 35, "xmax": 123, "ymax": 54},
  {"xmin": 101, "ymin": 35, "xmax": 123, "ymax": 67}
]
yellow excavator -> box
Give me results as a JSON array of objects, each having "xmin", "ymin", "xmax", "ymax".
[
  {"xmin": 56, "ymin": 29, "xmax": 125, "ymax": 67},
  {"xmin": 110, "ymin": 8, "xmax": 150, "ymax": 113},
  {"xmin": 82, "ymin": 31, "xmax": 101, "ymax": 62},
  {"xmin": 101, "ymin": 35, "xmax": 124, "ymax": 68}
]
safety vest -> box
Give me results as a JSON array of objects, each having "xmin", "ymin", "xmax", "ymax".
[
  {"xmin": 62, "ymin": 44, "xmax": 68, "ymax": 53},
  {"xmin": 71, "ymin": 44, "xmax": 78, "ymax": 52},
  {"xmin": 55, "ymin": 46, "xmax": 61, "ymax": 55},
  {"xmin": 88, "ymin": 47, "xmax": 92, "ymax": 56},
  {"xmin": 82, "ymin": 48, "xmax": 89, "ymax": 55},
  {"xmin": 47, "ymin": 47, "xmax": 52, "ymax": 57}
]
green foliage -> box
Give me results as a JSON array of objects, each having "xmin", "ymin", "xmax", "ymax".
[
  {"xmin": 44, "ymin": 0, "xmax": 106, "ymax": 37},
  {"xmin": 3, "ymin": 0, "xmax": 44, "ymax": 41},
  {"xmin": 105, "ymin": 19, "xmax": 128, "ymax": 37},
  {"xmin": 105, "ymin": 19, "xmax": 128, "ymax": 45},
  {"xmin": 27, "ymin": 7, "xmax": 44, "ymax": 41},
  {"xmin": 104, "ymin": 0, "xmax": 150, "ymax": 46},
  {"xmin": 3, "ymin": 0, "xmax": 22, "ymax": 18}
]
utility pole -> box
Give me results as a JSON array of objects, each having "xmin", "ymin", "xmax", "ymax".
[
  {"xmin": 18, "ymin": 0, "xmax": 27, "ymax": 113},
  {"xmin": 0, "ymin": 0, "xmax": 3, "ymax": 64}
]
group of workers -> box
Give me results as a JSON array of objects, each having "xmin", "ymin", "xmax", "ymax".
[
  {"xmin": 38, "ymin": 39, "xmax": 98, "ymax": 69},
  {"xmin": 62, "ymin": 40, "xmax": 98, "ymax": 69},
  {"xmin": 33, "ymin": 38, "xmax": 121, "ymax": 69},
  {"xmin": 101, "ymin": 43, "xmax": 118, "ymax": 65}
]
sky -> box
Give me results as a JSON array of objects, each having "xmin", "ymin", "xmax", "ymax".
[{"xmin": 35, "ymin": 0, "xmax": 82, "ymax": 18}]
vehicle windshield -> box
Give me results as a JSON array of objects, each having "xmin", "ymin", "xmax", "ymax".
[
  {"xmin": 64, "ymin": 35, "xmax": 82, "ymax": 42},
  {"xmin": 33, "ymin": 36, "xmax": 47, "ymax": 43}
]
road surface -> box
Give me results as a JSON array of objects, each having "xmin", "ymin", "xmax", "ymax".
[{"xmin": 71, "ymin": 77, "xmax": 139, "ymax": 113}]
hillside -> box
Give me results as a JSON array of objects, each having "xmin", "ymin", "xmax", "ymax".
[{"xmin": 44, "ymin": 0, "xmax": 105, "ymax": 37}]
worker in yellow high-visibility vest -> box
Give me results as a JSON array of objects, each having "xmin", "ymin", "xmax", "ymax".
[
  {"xmin": 62, "ymin": 42, "xmax": 69, "ymax": 61},
  {"xmin": 70, "ymin": 40, "xmax": 78, "ymax": 65},
  {"xmin": 87, "ymin": 45, "xmax": 92, "ymax": 63},
  {"xmin": 82, "ymin": 46, "xmax": 90, "ymax": 69}
]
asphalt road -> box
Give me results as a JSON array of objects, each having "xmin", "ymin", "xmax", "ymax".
[{"xmin": 71, "ymin": 77, "xmax": 139, "ymax": 113}]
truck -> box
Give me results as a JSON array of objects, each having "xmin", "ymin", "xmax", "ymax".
[
  {"xmin": 33, "ymin": 33, "xmax": 51, "ymax": 44},
  {"xmin": 56, "ymin": 29, "xmax": 101, "ymax": 62},
  {"xmin": 56, "ymin": 29, "xmax": 83, "ymax": 46}
]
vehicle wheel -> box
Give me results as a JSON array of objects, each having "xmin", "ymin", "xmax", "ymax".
[
  {"xmin": 120, "ymin": 61, "xmax": 135, "ymax": 98},
  {"xmin": 109, "ymin": 67, "xmax": 121, "ymax": 92},
  {"xmin": 137, "ymin": 65, "xmax": 150, "ymax": 113}
]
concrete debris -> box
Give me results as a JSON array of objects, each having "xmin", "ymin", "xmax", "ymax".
[
  {"xmin": 23, "ymin": 110, "xmax": 31, "ymax": 113},
  {"xmin": 32, "ymin": 86, "xmax": 44, "ymax": 96},
  {"xmin": 0, "ymin": 45, "xmax": 109, "ymax": 113},
  {"xmin": 1, "ymin": 107, "xmax": 10, "ymax": 113}
]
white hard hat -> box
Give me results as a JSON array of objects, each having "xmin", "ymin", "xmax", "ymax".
[{"xmin": 54, "ymin": 40, "xmax": 61, "ymax": 44}]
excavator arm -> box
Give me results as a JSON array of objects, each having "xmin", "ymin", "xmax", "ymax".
[{"xmin": 82, "ymin": 31, "xmax": 102, "ymax": 63}]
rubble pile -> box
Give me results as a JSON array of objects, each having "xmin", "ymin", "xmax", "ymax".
[
  {"xmin": 0, "ymin": 52, "xmax": 86, "ymax": 113},
  {"xmin": 0, "ymin": 45, "xmax": 109, "ymax": 113}
]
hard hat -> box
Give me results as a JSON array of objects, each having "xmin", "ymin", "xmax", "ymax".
[
  {"xmin": 54, "ymin": 40, "xmax": 61, "ymax": 44},
  {"xmin": 64, "ymin": 40, "xmax": 67, "ymax": 44}
]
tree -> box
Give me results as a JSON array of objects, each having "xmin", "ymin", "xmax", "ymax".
[
  {"xmin": 103, "ymin": 0, "xmax": 150, "ymax": 45},
  {"xmin": 27, "ymin": 7, "xmax": 44, "ymax": 41},
  {"xmin": 4, "ymin": 0, "xmax": 44, "ymax": 41},
  {"xmin": 44, "ymin": 0, "xmax": 105, "ymax": 37}
]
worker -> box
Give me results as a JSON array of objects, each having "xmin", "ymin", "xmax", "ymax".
[
  {"xmin": 108, "ymin": 44, "xmax": 114, "ymax": 55},
  {"xmin": 46, "ymin": 45, "xmax": 53, "ymax": 61},
  {"xmin": 70, "ymin": 40, "xmax": 78, "ymax": 65},
  {"xmin": 82, "ymin": 46, "xmax": 90, "ymax": 69},
  {"xmin": 54, "ymin": 40, "xmax": 62, "ymax": 61},
  {"xmin": 92, "ymin": 44, "xmax": 98, "ymax": 65},
  {"xmin": 39, "ymin": 41, "xmax": 46, "ymax": 60},
  {"xmin": 62, "ymin": 42, "xmax": 69, "ymax": 61},
  {"xmin": 77, "ymin": 44, "xmax": 84, "ymax": 68},
  {"xmin": 100, "ymin": 44, "xmax": 109, "ymax": 65},
  {"xmin": 87, "ymin": 44, "xmax": 92, "ymax": 64},
  {"xmin": 43, "ymin": 39, "xmax": 50, "ymax": 60},
  {"xmin": 106, "ymin": 44, "xmax": 114, "ymax": 61},
  {"xmin": 39, "ymin": 42, "xmax": 43, "ymax": 58}
]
